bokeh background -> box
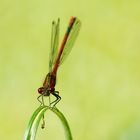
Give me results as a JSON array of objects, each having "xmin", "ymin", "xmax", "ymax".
[{"xmin": 0, "ymin": 0, "xmax": 140, "ymax": 140}]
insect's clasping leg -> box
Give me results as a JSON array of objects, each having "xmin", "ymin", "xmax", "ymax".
[
  {"xmin": 50, "ymin": 91, "xmax": 61, "ymax": 106},
  {"xmin": 37, "ymin": 94, "xmax": 43, "ymax": 106},
  {"xmin": 37, "ymin": 94, "xmax": 46, "ymax": 128}
]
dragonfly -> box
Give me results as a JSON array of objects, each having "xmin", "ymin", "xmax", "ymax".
[{"xmin": 37, "ymin": 17, "xmax": 81, "ymax": 107}]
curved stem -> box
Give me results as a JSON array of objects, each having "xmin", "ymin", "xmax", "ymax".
[
  {"xmin": 24, "ymin": 106, "xmax": 72, "ymax": 140},
  {"xmin": 51, "ymin": 107, "xmax": 73, "ymax": 140}
]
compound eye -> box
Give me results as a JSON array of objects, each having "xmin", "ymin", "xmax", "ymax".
[{"xmin": 38, "ymin": 87, "xmax": 44, "ymax": 94}]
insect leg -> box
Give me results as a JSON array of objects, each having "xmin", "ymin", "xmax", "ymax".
[
  {"xmin": 37, "ymin": 94, "xmax": 46, "ymax": 128},
  {"xmin": 50, "ymin": 91, "xmax": 61, "ymax": 106},
  {"xmin": 37, "ymin": 94, "xmax": 43, "ymax": 106}
]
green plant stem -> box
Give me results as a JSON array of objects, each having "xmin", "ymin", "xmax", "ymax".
[
  {"xmin": 51, "ymin": 107, "xmax": 73, "ymax": 140},
  {"xmin": 24, "ymin": 106, "xmax": 72, "ymax": 140}
]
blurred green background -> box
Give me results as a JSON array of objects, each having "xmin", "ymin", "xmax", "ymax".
[{"xmin": 0, "ymin": 0, "xmax": 140, "ymax": 140}]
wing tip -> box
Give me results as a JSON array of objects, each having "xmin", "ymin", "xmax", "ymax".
[{"xmin": 70, "ymin": 16, "xmax": 81, "ymax": 25}]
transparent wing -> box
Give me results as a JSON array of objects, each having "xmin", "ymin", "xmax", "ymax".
[
  {"xmin": 59, "ymin": 18, "xmax": 81, "ymax": 65},
  {"xmin": 49, "ymin": 19, "xmax": 60, "ymax": 72}
]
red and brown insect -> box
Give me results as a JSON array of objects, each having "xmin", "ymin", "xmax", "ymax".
[{"xmin": 37, "ymin": 17, "xmax": 81, "ymax": 106}]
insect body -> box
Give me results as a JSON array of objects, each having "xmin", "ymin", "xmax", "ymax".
[{"xmin": 37, "ymin": 17, "xmax": 81, "ymax": 106}]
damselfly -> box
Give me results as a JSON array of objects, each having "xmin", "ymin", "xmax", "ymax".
[{"xmin": 37, "ymin": 17, "xmax": 81, "ymax": 107}]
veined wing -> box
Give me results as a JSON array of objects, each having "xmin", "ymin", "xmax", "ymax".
[
  {"xmin": 59, "ymin": 17, "xmax": 81, "ymax": 65},
  {"xmin": 49, "ymin": 19, "xmax": 60, "ymax": 72}
]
